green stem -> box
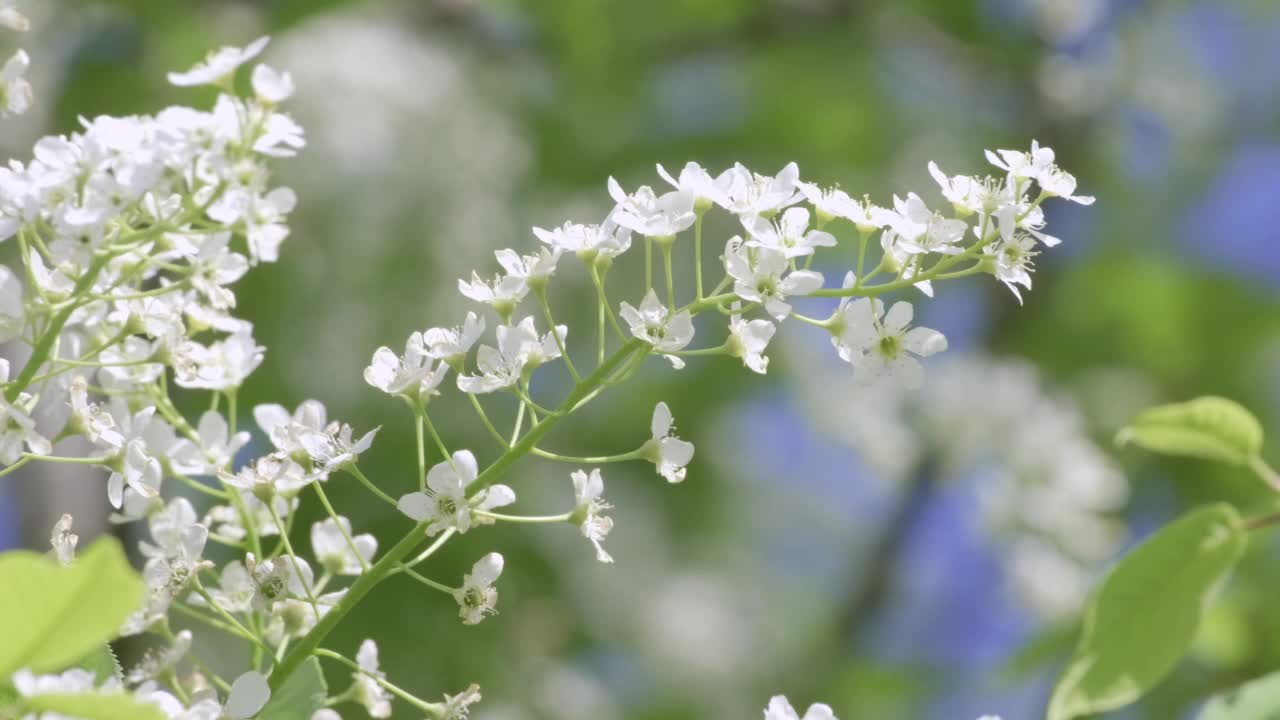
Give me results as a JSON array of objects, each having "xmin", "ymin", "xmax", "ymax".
[
  {"xmin": 662, "ymin": 243, "xmax": 676, "ymax": 310},
  {"xmin": 529, "ymin": 447, "xmax": 643, "ymax": 463},
  {"xmin": 269, "ymin": 341, "xmax": 644, "ymax": 692},
  {"xmin": 537, "ymin": 289, "xmax": 580, "ymax": 382},
  {"xmin": 314, "ymin": 648, "xmax": 436, "ymax": 713},
  {"xmin": 346, "ymin": 465, "xmax": 399, "ymax": 508},
  {"xmin": 694, "ymin": 212, "xmax": 705, "ymax": 300},
  {"xmin": 312, "ymin": 481, "xmax": 371, "ymax": 574}
]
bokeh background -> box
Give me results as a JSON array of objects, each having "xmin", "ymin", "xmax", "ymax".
[{"xmin": 4, "ymin": 0, "xmax": 1280, "ymax": 718}]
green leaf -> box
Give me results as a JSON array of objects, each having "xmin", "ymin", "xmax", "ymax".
[
  {"xmin": 23, "ymin": 691, "xmax": 167, "ymax": 720},
  {"xmin": 76, "ymin": 644, "xmax": 124, "ymax": 685},
  {"xmin": 261, "ymin": 657, "xmax": 327, "ymax": 720},
  {"xmin": 1200, "ymin": 670, "xmax": 1280, "ymax": 720},
  {"xmin": 0, "ymin": 537, "xmax": 144, "ymax": 676},
  {"xmin": 1047, "ymin": 504, "xmax": 1247, "ymax": 720},
  {"xmin": 1117, "ymin": 396, "xmax": 1264, "ymax": 466}
]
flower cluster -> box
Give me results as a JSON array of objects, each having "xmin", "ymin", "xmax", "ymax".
[{"xmin": 0, "ymin": 24, "xmax": 1093, "ymax": 718}]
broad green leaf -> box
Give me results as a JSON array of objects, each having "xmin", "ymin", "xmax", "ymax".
[
  {"xmin": 0, "ymin": 537, "xmax": 144, "ymax": 676},
  {"xmin": 1117, "ymin": 396, "xmax": 1263, "ymax": 466},
  {"xmin": 23, "ymin": 691, "xmax": 166, "ymax": 720},
  {"xmin": 1200, "ymin": 670, "xmax": 1280, "ymax": 720},
  {"xmin": 76, "ymin": 644, "xmax": 124, "ymax": 685},
  {"xmin": 1047, "ymin": 504, "xmax": 1247, "ymax": 720},
  {"xmin": 260, "ymin": 657, "xmax": 327, "ymax": 720}
]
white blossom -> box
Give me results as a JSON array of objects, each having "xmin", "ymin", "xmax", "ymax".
[
  {"xmin": 0, "ymin": 49, "xmax": 31, "ymax": 117},
  {"xmin": 722, "ymin": 162, "xmax": 802, "ymax": 218},
  {"xmin": 533, "ymin": 220, "xmax": 632, "ymax": 261},
  {"xmin": 571, "ymin": 468, "xmax": 614, "ymax": 563},
  {"xmin": 742, "ymin": 207, "xmax": 836, "ymax": 259},
  {"xmin": 724, "ymin": 236, "xmax": 824, "ymax": 320},
  {"xmin": 454, "ymin": 552, "xmax": 503, "ymax": 625},
  {"xmin": 832, "ymin": 298, "xmax": 947, "ymax": 389},
  {"xmin": 352, "ymin": 639, "xmax": 393, "ymax": 718},
  {"xmin": 656, "ymin": 161, "xmax": 732, "ymax": 210},
  {"xmin": 764, "ymin": 696, "xmax": 837, "ymax": 720},
  {"xmin": 643, "ymin": 402, "xmax": 694, "ymax": 483},
  {"xmin": 50, "ymin": 513, "xmax": 77, "ymax": 566},
  {"xmin": 728, "ymin": 312, "xmax": 775, "ymax": 375},
  {"xmin": 168, "ymin": 36, "xmax": 270, "ymax": 87},
  {"xmin": 311, "ymin": 516, "xmax": 377, "ymax": 575},
  {"xmin": 619, "ymin": 289, "xmax": 694, "ymax": 366},
  {"xmin": 397, "ymin": 450, "xmax": 515, "ymax": 536},
  {"xmin": 607, "ymin": 177, "xmax": 696, "ymax": 238}
]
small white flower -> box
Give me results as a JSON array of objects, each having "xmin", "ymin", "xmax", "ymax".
[
  {"xmin": 246, "ymin": 552, "xmax": 314, "ymax": 611},
  {"xmin": 723, "ymin": 237, "xmax": 824, "ymax": 320},
  {"xmin": 833, "ymin": 298, "xmax": 947, "ymax": 389},
  {"xmin": 311, "ymin": 517, "xmax": 377, "ymax": 575},
  {"xmin": 985, "ymin": 139, "xmax": 1057, "ymax": 181},
  {"xmin": 254, "ymin": 400, "xmax": 328, "ymax": 455},
  {"xmin": 205, "ymin": 560, "xmax": 255, "ymax": 613},
  {"xmin": 0, "ymin": 1, "xmax": 29, "ymax": 31},
  {"xmin": 251, "ymin": 64, "xmax": 295, "ymax": 103},
  {"xmin": 494, "ymin": 246, "xmax": 561, "ymax": 289},
  {"xmin": 168, "ymin": 36, "xmax": 270, "ymax": 87},
  {"xmin": 607, "ymin": 177, "xmax": 696, "ymax": 238},
  {"xmin": 299, "ymin": 421, "xmax": 378, "ymax": 474},
  {"xmin": 0, "ymin": 359, "xmax": 51, "ymax": 464},
  {"xmin": 1037, "ymin": 165, "xmax": 1095, "ymax": 205},
  {"xmin": 397, "ymin": 450, "xmax": 516, "ymax": 536},
  {"xmin": 533, "ymin": 220, "xmax": 632, "ymax": 261},
  {"xmin": 794, "ymin": 181, "xmax": 860, "ymax": 224},
  {"xmin": 454, "ymin": 552, "xmax": 503, "ymax": 625},
  {"xmin": 985, "ymin": 210, "xmax": 1040, "ymax": 303},
  {"xmin": 643, "ymin": 402, "xmax": 694, "ymax": 483},
  {"xmin": 764, "ymin": 695, "xmax": 838, "ymax": 720},
  {"xmin": 364, "ymin": 332, "xmax": 449, "ymax": 403},
  {"xmin": 0, "ymin": 49, "xmax": 32, "ymax": 117},
  {"xmin": 571, "ymin": 468, "xmax": 614, "ymax": 563},
  {"xmin": 69, "ymin": 376, "xmax": 124, "ymax": 449},
  {"xmin": 107, "ymin": 439, "xmax": 162, "ymax": 509},
  {"xmin": 423, "ymin": 312, "xmax": 486, "ymax": 367},
  {"xmin": 169, "ymin": 410, "xmax": 250, "ymax": 476},
  {"xmin": 352, "ymin": 639, "xmax": 393, "ymax": 718},
  {"xmin": 722, "ymin": 162, "xmax": 803, "ymax": 218},
  {"xmin": 886, "ymin": 192, "xmax": 968, "ymax": 256},
  {"xmin": 433, "ymin": 684, "xmax": 482, "ymax": 720},
  {"xmin": 0, "ymin": 264, "xmax": 24, "ymax": 343},
  {"xmin": 457, "ymin": 270, "xmax": 527, "ymax": 318},
  {"xmin": 139, "ymin": 497, "xmax": 209, "ymax": 596},
  {"xmin": 221, "ymin": 452, "xmax": 311, "ymax": 499},
  {"xmin": 742, "ymin": 207, "xmax": 836, "ymax": 259},
  {"xmin": 619, "ymin": 289, "xmax": 694, "ymax": 366},
  {"xmin": 928, "ymin": 160, "xmax": 987, "ymax": 216},
  {"xmin": 656, "ymin": 161, "xmax": 733, "ymax": 210},
  {"xmin": 456, "ymin": 318, "xmax": 563, "ymax": 395},
  {"xmin": 728, "ymin": 313, "xmax": 775, "ymax": 375},
  {"xmin": 172, "ymin": 332, "xmax": 264, "ymax": 390},
  {"xmin": 50, "ymin": 513, "xmax": 77, "ymax": 566}
]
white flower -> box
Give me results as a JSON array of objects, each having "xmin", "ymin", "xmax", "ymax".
[
  {"xmin": 928, "ymin": 160, "xmax": 987, "ymax": 216},
  {"xmin": 252, "ymin": 64, "xmax": 295, "ymax": 103},
  {"xmin": 794, "ymin": 181, "xmax": 860, "ymax": 224},
  {"xmin": 246, "ymin": 552, "xmax": 314, "ymax": 611},
  {"xmin": 1037, "ymin": 165, "xmax": 1095, "ymax": 205},
  {"xmin": 571, "ymin": 469, "xmax": 614, "ymax": 563},
  {"xmin": 722, "ymin": 162, "xmax": 803, "ymax": 218},
  {"xmin": 454, "ymin": 552, "xmax": 503, "ymax": 625},
  {"xmin": 985, "ymin": 139, "xmax": 1057, "ymax": 180},
  {"xmin": 833, "ymin": 298, "xmax": 947, "ymax": 389},
  {"xmin": 456, "ymin": 318, "xmax": 560, "ymax": 394},
  {"xmin": 723, "ymin": 236, "xmax": 824, "ymax": 320},
  {"xmin": 299, "ymin": 421, "xmax": 378, "ymax": 474},
  {"xmin": 0, "ymin": 1, "xmax": 29, "ymax": 31},
  {"xmin": 397, "ymin": 450, "xmax": 515, "ymax": 536},
  {"xmin": 885, "ymin": 192, "xmax": 968, "ymax": 255},
  {"xmin": 205, "ymin": 560, "xmax": 255, "ymax": 613},
  {"xmin": 457, "ymin": 270, "xmax": 527, "ymax": 317},
  {"xmin": 533, "ymin": 220, "xmax": 632, "ymax": 261},
  {"xmin": 878, "ymin": 234, "xmax": 934, "ymax": 297},
  {"xmin": 139, "ymin": 497, "xmax": 209, "ymax": 595},
  {"xmin": 50, "ymin": 513, "xmax": 77, "ymax": 566},
  {"xmin": 173, "ymin": 332, "xmax": 264, "ymax": 390},
  {"xmin": 643, "ymin": 402, "xmax": 694, "ymax": 483},
  {"xmin": 107, "ymin": 439, "xmax": 162, "ymax": 509},
  {"xmin": 352, "ymin": 639, "xmax": 393, "ymax": 718},
  {"xmin": 742, "ymin": 207, "xmax": 836, "ymax": 259},
  {"xmin": 0, "ymin": 49, "xmax": 32, "ymax": 117},
  {"xmin": 168, "ymin": 36, "xmax": 270, "ymax": 87},
  {"xmin": 169, "ymin": 410, "xmax": 250, "ymax": 476},
  {"xmin": 433, "ymin": 684, "xmax": 482, "ymax": 720},
  {"xmin": 656, "ymin": 161, "xmax": 732, "ymax": 210},
  {"xmin": 764, "ymin": 695, "xmax": 837, "ymax": 720},
  {"xmin": 728, "ymin": 313, "xmax": 775, "ymax": 375},
  {"xmin": 69, "ymin": 376, "xmax": 124, "ymax": 449},
  {"xmin": 0, "ymin": 360, "xmax": 50, "ymax": 464},
  {"xmin": 495, "ymin": 246, "xmax": 561, "ymax": 288},
  {"xmin": 364, "ymin": 332, "xmax": 449, "ymax": 403},
  {"xmin": 423, "ymin": 312, "xmax": 486, "ymax": 366},
  {"xmin": 311, "ymin": 517, "xmax": 377, "ymax": 575},
  {"xmin": 254, "ymin": 399, "xmax": 328, "ymax": 455},
  {"xmin": 607, "ymin": 177, "xmax": 697, "ymax": 238},
  {"xmin": 985, "ymin": 210, "xmax": 1040, "ymax": 303},
  {"xmin": 221, "ymin": 452, "xmax": 311, "ymax": 499},
  {"xmin": 619, "ymin": 289, "xmax": 694, "ymax": 366}
]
